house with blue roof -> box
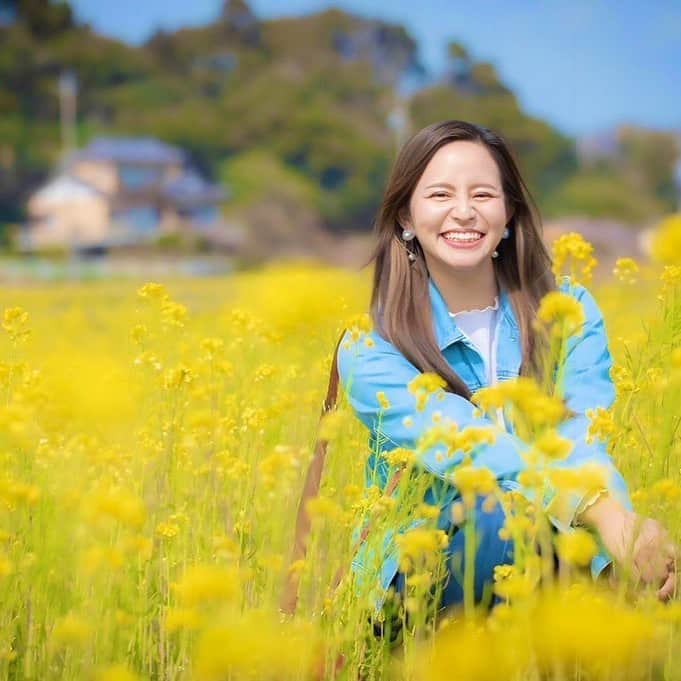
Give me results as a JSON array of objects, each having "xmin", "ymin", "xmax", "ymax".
[{"xmin": 24, "ymin": 136, "xmax": 240, "ymax": 252}]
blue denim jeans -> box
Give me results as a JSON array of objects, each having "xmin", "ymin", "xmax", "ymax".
[
  {"xmin": 392, "ymin": 493, "xmax": 520, "ymax": 612},
  {"xmin": 370, "ymin": 494, "xmax": 563, "ymax": 643}
]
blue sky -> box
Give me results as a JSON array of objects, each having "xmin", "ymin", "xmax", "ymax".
[{"xmin": 67, "ymin": 0, "xmax": 681, "ymax": 137}]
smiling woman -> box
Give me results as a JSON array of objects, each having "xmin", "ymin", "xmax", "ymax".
[{"xmin": 281, "ymin": 121, "xmax": 678, "ymax": 650}]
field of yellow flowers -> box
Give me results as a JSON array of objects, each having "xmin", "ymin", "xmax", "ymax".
[{"xmin": 0, "ymin": 229, "xmax": 680, "ymax": 680}]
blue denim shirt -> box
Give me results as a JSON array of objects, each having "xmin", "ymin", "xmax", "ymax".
[{"xmin": 337, "ymin": 274, "xmax": 632, "ymax": 614}]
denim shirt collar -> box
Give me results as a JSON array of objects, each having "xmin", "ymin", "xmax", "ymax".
[{"xmin": 427, "ymin": 274, "xmax": 519, "ymax": 351}]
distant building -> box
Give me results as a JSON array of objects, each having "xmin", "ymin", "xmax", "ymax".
[{"xmin": 23, "ymin": 136, "xmax": 240, "ymax": 252}]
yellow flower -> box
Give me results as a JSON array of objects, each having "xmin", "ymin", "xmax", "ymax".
[
  {"xmin": 160, "ymin": 298, "xmax": 187, "ymax": 327},
  {"xmin": 613, "ymin": 257, "xmax": 639, "ymax": 284},
  {"xmin": 130, "ymin": 323, "xmax": 147, "ymax": 345},
  {"xmin": 286, "ymin": 559, "xmax": 305, "ymax": 577},
  {"xmin": 253, "ymin": 363, "xmax": 277, "ymax": 382},
  {"xmin": 51, "ymin": 612, "xmax": 91, "ymax": 648},
  {"xmin": 172, "ymin": 564, "xmax": 240, "ymax": 606},
  {"xmin": 555, "ymin": 528, "xmax": 598, "ymax": 566},
  {"xmin": 0, "ymin": 555, "xmax": 13, "ymax": 578},
  {"xmin": 79, "ymin": 545, "xmax": 125, "ymax": 574},
  {"xmin": 586, "ymin": 406, "xmax": 615, "ymax": 444},
  {"xmin": 531, "ymin": 429, "xmax": 573, "ymax": 461},
  {"xmin": 473, "ymin": 377, "xmax": 567, "ymax": 430},
  {"xmin": 450, "ymin": 465, "xmax": 497, "ymax": 504},
  {"xmin": 93, "ymin": 665, "xmax": 141, "ymax": 681},
  {"xmin": 492, "ymin": 563, "xmax": 535, "ymax": 601},
  {"xmin": 548, "ymin": 462, "xmax": 608, "ymax": 491},
  {"xmin": 162, "ymin": 363, "xmax": 194, "ymax": 390},
  {"xmin": 376, "ymin": 390, "xmax": 391, "ymax": 410},
  {"xmin": 532, "ymin": 586, "xmax": 665, "ymax": 679},
  {"xmin": 200, "ymin": 336, "xmax": 225, "ymax": 357},
  {"xmin": 610, "ymin": 365, "xmax": 638, "ymax": 394},
  {"xmin": 408, "ymin": 372, "xmax": 447, "ymax": 411},
  {"xmin": 416, "ymin": 503, "xmax": 441, "ymax": 520},
  {"xmin": 137, "ymin": 282, "xmax": 168, "ymax": 300},
  {"xmin": 396, "ymin": 527, "xmax": 449, "ymax": 574},
  {"xmin": 650, "ymin": 213, "xmax": 681, "ymax": 265},
  {"xmin": 193, "ymin": 609, "xmax": 321, "ymax": 681},
  {"xmin": 156, "ymin": 522, "xmax": 180, "ymax": 539},
  {"xmin": 659, "ymin": 264, "xmax": 681, "ymax": 297},
  {"xmin": 345, "ymin": 312, "xmax": 372, "ymax": 343},
  {"xmin": 535, "ymin": 291, "xmax": 585, "ymax": 339},
  {"xmin": 304, "ymin": 495, "xmax": 342, "ymax": 522},
  {"xmin": 2, "ymin": 306, "xmax": 31, "ymax": 342},
  {"xmin": 551, "ymin": 232, "xmax": 598, "ymax": 286},
  {"xmin": 383, "ymin": 446, "xmax": 415, "ymax": 467},
  {"xmin": 651, "ymin": 478, "xmax": 681, "ymax": 503},
  {"xmin": 83, "ymin": 486, "xmax": 146, "ymax": 529}
]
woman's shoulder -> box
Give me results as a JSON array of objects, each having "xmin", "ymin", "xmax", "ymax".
[
  {"xmin": 337, "ymin": 321, "xmax": 412, "ymax": 387},
  {"xmin": 556, "ymin": 275, "xmax": 605, "ymax": 324}
]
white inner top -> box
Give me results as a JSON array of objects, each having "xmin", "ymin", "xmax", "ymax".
[{"xmin": 448, "ymin": 295, "xmax": 506, "ymax": 428}]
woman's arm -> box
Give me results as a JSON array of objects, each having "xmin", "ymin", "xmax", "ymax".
[
  {"xmin": 337, "ymin": 328, "xmax": 529, "ymax": 483},
  {"xmin": 525, "ymin": 280, "xmax": 633, "ymax": 530}
]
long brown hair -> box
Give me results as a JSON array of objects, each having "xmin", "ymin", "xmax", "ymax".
[{"xmin": 362, "ymin": 120, "xmax": 556, "ymax": 400}]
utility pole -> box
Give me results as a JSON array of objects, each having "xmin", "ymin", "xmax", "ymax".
[
  {"xmin": 58, "ymin": 69, "xmax": 78, "ymax": 157},
  {"xmin": 387, "ymin": 89, "xmax": 411, "ymax": 158}
]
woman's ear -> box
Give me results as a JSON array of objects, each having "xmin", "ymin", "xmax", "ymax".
[
  {"xmin": 397, "ymin": 205, "xmax": 412, "ymax": 230},
  {"xmin": 505, "ymin": 200, "xmax": 515, "ymax": 224}
]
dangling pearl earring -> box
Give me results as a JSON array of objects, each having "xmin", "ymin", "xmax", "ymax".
[
  {"xmin": 401, "ymin": 228, "xmax": 417, "ymax": 263},
  {"xmin": 492, "ymin": 226, "xmax": 510, "ymax": 258}
]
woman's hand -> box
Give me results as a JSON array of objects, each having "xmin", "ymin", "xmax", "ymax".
[{"xmin": 578, "ymin": 494, "xmax": 678, "ymax": 601}]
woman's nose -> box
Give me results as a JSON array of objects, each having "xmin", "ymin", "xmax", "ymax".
[{"xmin": 450, "ymin": 201, "xmax": 475, "ymax": 220}]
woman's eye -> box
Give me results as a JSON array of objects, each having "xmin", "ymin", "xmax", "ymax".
[
  {"xmin": 474, "ymin": 193, "xmax": 491, "ymax": 198},
  {"xmin": 431, "ymin": 192, "xmax": 448, "ymax": 198}
]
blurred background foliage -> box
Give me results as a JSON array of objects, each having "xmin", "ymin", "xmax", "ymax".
[{"xmin": 0, "ymin": 0, "xmax": 679, "ymax": 244}]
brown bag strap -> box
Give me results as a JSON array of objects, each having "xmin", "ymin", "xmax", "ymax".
[{"xmin": 279, "ymin": 329, "xmax": 404, "ymax": 616}]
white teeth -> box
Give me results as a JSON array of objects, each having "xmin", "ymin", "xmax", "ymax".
[{"xmin": 443, "ymin": 231, "xmax": 483, "ymax": 242}]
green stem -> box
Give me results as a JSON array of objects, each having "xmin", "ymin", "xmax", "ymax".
[{"xmin": 463, "ymin": 500, "xmax": 476, "ymax": 620}]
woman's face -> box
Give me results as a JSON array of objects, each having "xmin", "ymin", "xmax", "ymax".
[{"xmin": 403, "ymin": 140, "xmax": 510, "ymax": 276}]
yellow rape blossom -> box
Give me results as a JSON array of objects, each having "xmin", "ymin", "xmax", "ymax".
[
  {"xmin": 382, "ymin": 446, "xmax": 415, "ymax": 467},
  {"xmin": 535, "ymin": 291, "xmax": 585, "ymax": 339},
  {"xmin": 376, "ymin": 390, "xmax": 391, "ymax": 410},
  {"xmin": 193, "ymin": 609, "xmax": 321, "ymax": 681},
  {"xmin": 93, "ymin": 665, "xmax": 141, "ymax": 681},
  {"xmin": 50, "ymin": 612, "xmax": 91, "ymax": 648},
  {"xmin": 2, "ymin": 306, "xmax": 30, "ymax": 342},
  {"xmin": 408, "ymin": 372, "xmax": 447, "ymax": 411},
  {"xmin": 555, "ymin": 528, "xmax": 598, "ymax": 566},
  {"xmin": 650, "ymin": 213, "xmax": 681, "ymax": 265},
  {"xmin": 396, "ymin": 527, "xmax": 449, "ymax": 574},
  {"xmin": 450, "ymin": 465, "xmax": 497, "ymax": 505},
  {"xmin": 586, "ymin": 406, "xmax": 615, "ymax": 444},
  {"xmin": 172, "ymin": 564, "xmax": 240, "ymax": 606},
  {"xmin": 137, "ymin": 282, "xmax": 168, "ymax": 300},
  {"xmin": 530, "ymin": 429, "xmax": 573, "ymax": 462},
  {"xmin": 613, "ymin": 257, "xmax": 640, "ymax": 284},
  {"xmin": 551, "ymin": 232, "xmax": 598, "ymax": 286},
  {"xmin": 344, "ymin": 312, "xmax": 372, "ymax": 346}
]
